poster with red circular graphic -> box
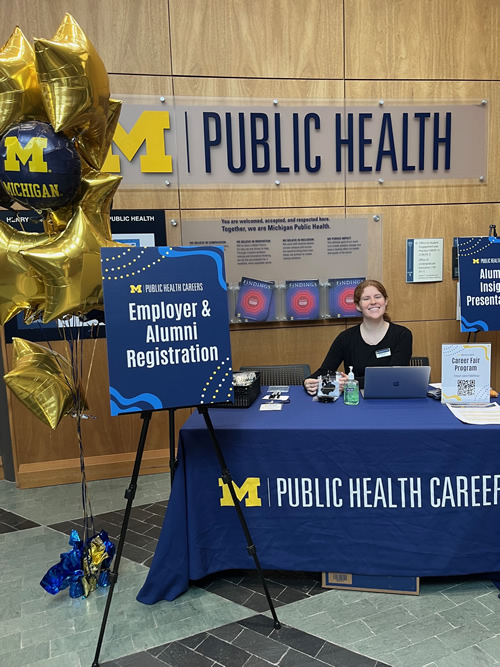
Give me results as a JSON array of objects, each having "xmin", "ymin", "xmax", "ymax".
[
  {"xmin": 328, "ymin": 277, "xmax": 365, "ymax": 318},
  {"xmin": 235, "ymin": 277, "xmax": 274, "ymax": 321},
  {"xmin": 286, "ymin": 280, "xmax": 320, "ymax": 320}
]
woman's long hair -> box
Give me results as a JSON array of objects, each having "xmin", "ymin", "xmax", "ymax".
[{"xmin": 353, "ymin": 279, "xmax": 391, "ymax": 322}]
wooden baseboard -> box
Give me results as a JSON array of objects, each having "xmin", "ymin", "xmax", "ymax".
[{"xmin": 16, "ymin": 449, "xmax": 170, "ymax": 489}]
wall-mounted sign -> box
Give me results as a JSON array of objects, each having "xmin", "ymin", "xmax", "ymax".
[
  {"xmin": 457, "ymin": 236, "xmax": 500, "ymax": 332},
  {"xmin": 105, "ymin": 95, "xmax": 488, "ymax": 188},
  {"xmin": 406, "ymin": 238, "xmax": 443, "ymax": 283},
  {"xmin": 182, "ymin": 214, "xmax": 372, "ymax": 322}
]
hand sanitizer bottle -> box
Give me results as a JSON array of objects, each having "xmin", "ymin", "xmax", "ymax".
[{"xmin": 344, "ymin": 366, "xmax": 359, "ymax": 405}]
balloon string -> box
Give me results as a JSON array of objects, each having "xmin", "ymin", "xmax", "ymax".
[
  {"xmin": 57, "ymin": 318, "xmax": 95, "ymax": 544},
  {"xmin": 33, "ymin": 317, "xmax": 97, "ymax": 544},
  {"xmin": 75, "ymin": 322, "xmax": 95, "ymax": 544},
  {"xmin": 84, "ymin": 323, "xmax": 101, "ymax": 400}
]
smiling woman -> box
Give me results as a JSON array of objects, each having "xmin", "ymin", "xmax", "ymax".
[{"xmin": 303, "ymin": 279, "xmax": 413, "ymax": 392}]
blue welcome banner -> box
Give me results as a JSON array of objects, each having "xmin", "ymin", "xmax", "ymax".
[
  {"xmin": 458, "ymin": 236, "xmax": 500, "ymax": 332},
  {"xmin": 101, "ymin": 246, "xmax": 233, "ymax": 414}
]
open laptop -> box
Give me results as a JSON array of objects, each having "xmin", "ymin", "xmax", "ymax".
[{"xmin": 362, "ymin": 366, "xmax": 431, "ymax": 399}]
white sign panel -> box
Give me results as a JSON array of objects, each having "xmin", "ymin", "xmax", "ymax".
[
  {"xmin": 406, "ymin": 238, "xmax": 443, "ymax": 283},
  {"xmin": 441, "ymin": 343, "xmax": 491, "ymax": 404}
]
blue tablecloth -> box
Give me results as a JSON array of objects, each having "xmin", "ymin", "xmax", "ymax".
[{"xmin": 137, "ymin": 387, "xmax": 500, "ymax": 603}]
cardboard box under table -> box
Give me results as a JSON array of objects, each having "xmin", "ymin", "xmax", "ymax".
[{"xmin": 322, "ymin": 571, "xmax": 420, "ymax": 595}]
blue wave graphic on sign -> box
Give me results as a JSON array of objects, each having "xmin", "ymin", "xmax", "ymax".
[
  {"xmin": 460, "ymin": 316, "xmax": 488, "ymax": 332},
  {"xmin": 157, "ymin": 247, "xmax": 227, "ymax": 290},
  {"xmin": 109, "ymin": 386, "xmax": 163, "ymax": 415},
  {"xmin": 489, "ymin": 236, "xmax": 500, "ymax": 243}
]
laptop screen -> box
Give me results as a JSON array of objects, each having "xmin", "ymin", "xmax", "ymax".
[{"xmin": 362, "ymin": 366, "xmax": 431, "ymax": 399}]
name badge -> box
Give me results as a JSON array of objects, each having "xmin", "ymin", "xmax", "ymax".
[{"xmin": 376, "ymin": 347, "xmax": 391, "ymax": 358}]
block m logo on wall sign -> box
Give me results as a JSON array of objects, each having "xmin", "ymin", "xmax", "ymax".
[
  {"xmin": 219, "ymin": 477, "xmax": 262, "ymax": 507},
  {"xmin": 102, "ymin": 111, "xmax": 173, "ymax": 174}
]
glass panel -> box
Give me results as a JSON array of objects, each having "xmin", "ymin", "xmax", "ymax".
[
  {"xmin": 181, "ymin": 214, "xmax": 383, "ymax": 323},
  {"xmin": 106, "ymin": 94, "xmax": 488, "ymax": 189}
]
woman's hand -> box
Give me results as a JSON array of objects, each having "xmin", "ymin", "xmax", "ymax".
[{"xmin": 304, "ymin": 378, "xmax": 319, "ymax": 395}]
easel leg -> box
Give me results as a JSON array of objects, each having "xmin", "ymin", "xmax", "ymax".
[
  {"xmin": 198, "ymin": 406, "xmax": 281, "ymax": 630},
  {"xmin": 92, "ymin": 410, "xmax": 153, "ymax": 667}
]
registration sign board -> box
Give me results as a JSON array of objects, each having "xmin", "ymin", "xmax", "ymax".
[{"xmin": 101, "ymin": 246, "xmax": 233, "ymax": 414}]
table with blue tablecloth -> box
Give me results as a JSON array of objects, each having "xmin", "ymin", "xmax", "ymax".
[{"xmin": 137, "ymin": 387, "xmax": 500, "ymax": 604}]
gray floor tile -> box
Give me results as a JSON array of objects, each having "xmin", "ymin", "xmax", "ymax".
[
  {"xmin": 364, "ymin": 604, "xmax": 419, "ymax": 634},
  {"xmin": 398, "ymin": 614, "xmax": 454, "ymax": 643},
  {"xmin": 437, "ymin": 619, "xmax": 496, "ymax": 652},
  {"xmin": 433, "ymin": 644, "xmax": 499, "ymax": 667},
  {"xmin": 478, "ymin": 632, "xmax": 500, "ymax": 662},
  {"xmin": 233, "ymin": 627, "xmax": 288, "ymax": 663},
  {"xmin": 391, "ymin": 636, "xmax": 451, "ymax": 667}
]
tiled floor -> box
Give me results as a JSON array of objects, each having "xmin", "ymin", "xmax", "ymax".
[{"xmin": 1, "ymin": 473, "xmax": 500, "ymax": 667}]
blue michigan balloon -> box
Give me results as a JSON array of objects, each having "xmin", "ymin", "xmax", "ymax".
[{"xmin": 0, "ymin": 120, "xmax": 81, "ymax": 211}]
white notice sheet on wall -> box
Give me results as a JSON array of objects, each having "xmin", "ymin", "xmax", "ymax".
[{"xmin": 406, "ymin": 238, "xmax": 443, "ymax": 283}]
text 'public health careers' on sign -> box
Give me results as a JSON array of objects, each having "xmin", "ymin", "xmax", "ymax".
[
  {"xmin": 457, "ymin": 236, "xmax": 500, "ymax": 332},
  {"xmin": 101, "ymin": 246, "xmax": 233, "ymax": 415}
]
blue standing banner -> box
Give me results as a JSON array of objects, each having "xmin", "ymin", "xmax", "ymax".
[
  {"xmin": 101, "ymin": 245, "xmax": 233, "ymax": 414},
  {"xmin": 457, "ymin": 235, "xmax": 500, "ymax": 332}
]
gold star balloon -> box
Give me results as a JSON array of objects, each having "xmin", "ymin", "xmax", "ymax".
[
  {"xmin": 46, "ymin": 168, "xmax": 122, "ymax": 236},
  {"xmin": 0, "ymin": 220, "xmax": 49, "ymax": 325},
  {"xmin": 4, "ymin": 337, "xmax": 87, "ymax": 430},
  {"xmin": 20, "ymin": 206, "xmax": 126, "ymax": 322},
  {"xmin": 0, "ymin": 26, "xmax": 45, "ymax": 137},
  {"xmin": 34, "ymin": 14, "xmax": 110, "ymax": 170},
  {"xmin": 100, "ymin": 98, "xmax": 122, "ymax": 172}
]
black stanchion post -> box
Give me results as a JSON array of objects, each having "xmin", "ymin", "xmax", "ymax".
[
  {"xmin": 91, "ymin": 410, "xmax": 152, "ymax": 667},
  {"xmin": 198, "ymin": 406, "xmax": 281, "ymax": 630}
]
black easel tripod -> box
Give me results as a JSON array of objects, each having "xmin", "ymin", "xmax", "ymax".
[{"xmin": 91, "ymin": 406, "xmax": 280, "ymax": 667}]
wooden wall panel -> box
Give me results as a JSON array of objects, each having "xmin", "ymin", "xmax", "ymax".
[
  {"xmin": 170, "ymin": 0, "xmax": 343, "ymax": 79},
  {"xmin": 344, "ymin": 81, "xmax": 500, "ymax": 207},
  {"xmin": 230, "ymin": 321, "xmax": 346, "ymax": 376},
  {"xmin": 349, "ymin": 203, "xmax": 500, "ymax": 322},
  {"xmin": 0, "ymin": 0, "xmax": 171, "ymax": 76},
  {"xmin": 173, "ymin": 77, "xmax": 345, "ymax": 209},
  {"xmin": 345, "ymin": 0, "xmax": 500, "ymax": 81}
]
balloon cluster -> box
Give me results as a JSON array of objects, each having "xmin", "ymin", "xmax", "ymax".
[
  {"xmin": 1, "ymin": 18, "xmax": 119, "ymax": 598},
  {"xmin": 40, "ymin": 529, "xmax": 116, "ymax": 598},
  {"xmin": 0, "ymin": 15, "xmax": 126, "ymax": 429},
  {"xmin": 0, "ymin": 15, "xmax": 124, "ymax": 327}
]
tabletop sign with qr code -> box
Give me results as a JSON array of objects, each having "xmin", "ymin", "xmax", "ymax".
[
  {"xmin": 441, "ymin": 343, "xmax": 491, "ymax": 404},
  {"xmin": 101, "ymin": 245, "xmax": 233, "ymax": 415}
]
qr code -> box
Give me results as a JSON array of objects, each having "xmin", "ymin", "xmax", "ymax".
[{"xmin": 457, "ymin": 379, "xmax": 475, "ymax": 396}]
